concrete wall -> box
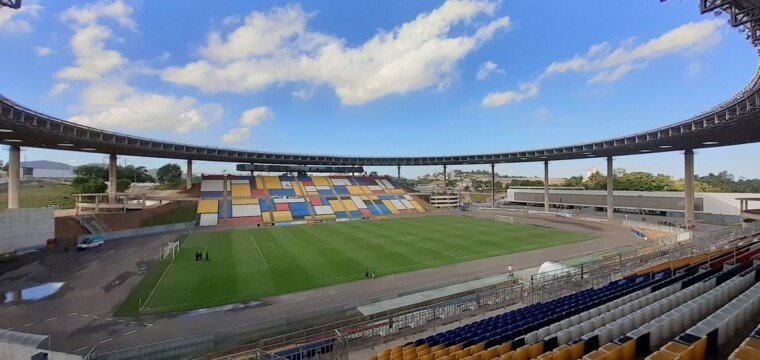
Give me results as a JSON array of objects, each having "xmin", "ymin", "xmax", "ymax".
[
  {"xmin": 77, "ymin": 221, "xmax": 196, "ymax": 242},
  {"xmin": 0, "ymin": 342, "xmax": 82, "ymax": 360},
  {"xmin": 0, "ymin": 208, "xmax": 55, "ymax": 254}
]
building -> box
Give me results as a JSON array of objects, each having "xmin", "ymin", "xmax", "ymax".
[
  {"xmin": 506, "ymin": 188, "xmax": 760, "ymax": 224},
  {"xmin": 586, "ymin": 166, "xmax": 599, "ymax": 179},
  {"xmin": 21, "ymin": 160, "xmax": 75, "ymax": 179},
  {"xmin": 613, "ymin": 167, "xmax": 627, "ymax": 177}
]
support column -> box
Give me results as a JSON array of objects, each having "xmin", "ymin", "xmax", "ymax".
[
  {"xmin": 491, "ymin": 163, "xmax": 496, "ymax": 207},
  {"xmin": 222, "ymin": 173, "xmax": 228, "ymax": 219},
  {"xmin": 684, "ymin": 149, "xmax": 695, "ymax": 228},
  {"xmin": 397, "ymin": 164, "xmax": 401, "ymax": 181},
  {"xmin": 606, "ymin": 156, "xmax": 614, "ymax": 219},
  {"xmin": 7, "ymin": 145, "xmax": 20, "ymax": 209},
  {"xmin": 186, "ymin": 159, "xmax": 193, "ymax": 190},
  {"xmin": 443, "ymin": 164, "xmax": 447, "ymax": 192},
  {"xmin": 544, "ymin": 160, "xmax": 549, "ymax": 212},
  {"xmin": 108, "ymin": 154, "xmax": 117, "ymax": 201}
]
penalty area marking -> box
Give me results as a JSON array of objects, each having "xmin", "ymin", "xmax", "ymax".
[
  {"xmin": 249, "ymin": 234, "xmax": 268, "ymax": 268},
  {"xmin": 140, "ymin": 231, "xmax": 192, "ymax": 311}
]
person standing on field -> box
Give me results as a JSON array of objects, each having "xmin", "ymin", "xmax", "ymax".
[{"xmin": 364, "ymin": 268, "xmax": 369, "ymax": 279}]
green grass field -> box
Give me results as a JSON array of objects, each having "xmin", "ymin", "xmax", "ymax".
[
  {"xmin": 0, "ymin": 182, "xmax": 74, "ymax": 210},
  {"xmin": 116, "ymin": 216, "xmax": 594, "ymax": 316}
]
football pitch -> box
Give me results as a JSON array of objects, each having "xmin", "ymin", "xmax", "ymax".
[{"xmin": 116, "ymin": 216, "xmax": 595, "ymax": 316}]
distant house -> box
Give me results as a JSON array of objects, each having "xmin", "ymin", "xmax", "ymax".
[{"xmin": 21, "ymin": 160, "xmax": 75, "ymax": 179}]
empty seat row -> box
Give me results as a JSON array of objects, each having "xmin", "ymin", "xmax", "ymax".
[
  {"xmin": 374, "ymin": 273, "xmax": 662, "ymax": 360},
  {"xmin": 526, "ymin": 265, "xmax": 719, "ymax": 357},
  {"xmin": 578, "ymin": 263, "xmax": 757, "ymax": 360}
]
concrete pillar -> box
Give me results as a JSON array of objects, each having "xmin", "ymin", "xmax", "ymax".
[
  {"xmin": 108, "ymin": 154, "xmax": 117, "ymax": 196},
  {"xmin": 443, "ymin": 164, "xmax": 447, "ymax": 192},
  {"xmin": 397, "ymin": 165, "xmax": 401, "ymax": 181},
  {"xmin": 684, "ymin": 149, "xmax": 695, "ymax": 228},
  {"xmin": 606, "ymin": 156, "xmax": 614, "ymax": 219},
  {"xmin": 7, "ymin": 145, "xmax": 20, "ymax": 209},
  {"xmin": 544, "ymin": 160, "xmax": 549, "ymax": 212},
  {"xmin": 491, "ymin": 163, "xmax": 496, "ymax": 207},
  {"xmin": 186, "ymin": 159, "xmax": 193, "ymax": 190},
  {"xmin": 222, "ymin": 174, "xmax": 228, "ymax": 219}
]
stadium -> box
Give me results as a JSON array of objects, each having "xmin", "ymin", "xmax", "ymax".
[{"xmin": 1, "ymin": 1, "xmax": 760, "ymax": 360}]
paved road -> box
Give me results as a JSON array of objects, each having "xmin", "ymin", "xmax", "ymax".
[{"xmin": 0, "ymin": 211, "xmax": 649, "ymax": 355}]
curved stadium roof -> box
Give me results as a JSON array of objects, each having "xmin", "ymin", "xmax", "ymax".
[{"xmin": 2, "ymin": 0, "xmax": 760, "ymax": 167}]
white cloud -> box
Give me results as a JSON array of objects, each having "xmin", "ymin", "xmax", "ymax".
[
  {"xmin": 482, "ymin": 19, "xmax": 724, "ymax": 107},
  {"xmin": 482, "ymin": 82, "xmax": 539, "ymax": 107},
  {"xmin": 163, "ymin": 1, "xmax": 510, "ymax": 105},
  {"xmin": 0, "ymin": 1, "xmax": 41, "ymax": 34},
  {"xmin": 240, "ymin": 106, "xmax": 274, "ymax": 126},
  {"xmin": 49, "ymin": 82, "xmax": 70, "ymax": 97},
  {"xmin": 60, "ymin": 0, "xmax": 136, "ymax": 30},
  {"xmin": 69, "ymin": 80, "xmax": 222, "ymax": 134},
  {"xmin": 686, "ymin": 61, "xmax": 701, "ymax": 76},
  {"xmin": 222, "ymin": 15, "xmax": 241, "ymax": 27},
  {"xmin": 34, "ymin": 46, "xmax": 52, "ymax": 57},
  {"xmin": 476, "ymin": 61, "xmax": 503, "ymax": 80},
  {"xmin": 292, "ymin": 86, "xmax": 316, "ymax": 100},
  {"xmin": 56, "ymin": 0, "xmax": 222, "ymax": 134},
  {"xmin": 56, "ymin": 24, "xmax": 127, "ymax": 81},
  {"xmin": 587, "ymin": 63, "xmax": 644, "ymax": 84},
  {"xmin": 220, "ymin": 127, "xmax": 250, "ymax": 144}
]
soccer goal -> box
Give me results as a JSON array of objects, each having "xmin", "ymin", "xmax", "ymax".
[
  {"xmin": 494, "ymin": 215, "xmax": 516, "ymax": 224},
  {"xmin": 160, "ymin": 241, "xmax": 180, "ymax": 260}
]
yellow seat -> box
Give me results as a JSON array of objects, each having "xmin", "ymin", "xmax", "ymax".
[
  {"xmin": 419, "ymin": 354, "xmax": 434, "ymax": 360},
  {"xmin": 513, "ymin": 346, "xmax": 530, "ymax": 360},
  {"xmin": 729, "ymin": 346, "xmax": 760, "ymax": 360},
  {"xmin": 432, "ymin": 344, "xmax": 445, "ymax": 353},
  {"xmin": 472, "ymin": 343, "xmax": 486, "ymax": 354},
  {"xmin": 455, "ymin": 349, "xmax": 471, "ymax": 360},
  {"xmin": 418, "ymin": 348, "xmax": 430, "ymax": 357},
  {"xmin": 599, "ymin": 343, "xmax": 621, "ymax": 360},
  {"xmin": 660, "ymin": 342, "xmax": 689, "ymax": 359},
  {"xmin": 450, "ymin": 344, "xmax": 464, "ymax": 353},
  {"xmin": 581, "ymin": 350, "xmax": 605, "ymax": 360},
  {"xmin": 471, "ymin": 351, "xmax": 483, "ymax": 360},
  {"xmin": 500, "ymin": 351, "xmax": 514, "ymax": 360},
  {"xmin": 530, "ymin": 342, "xmax": 545, "ymax": 359},
  {"xmin": 483, "ymin": 348, "xmax": 498, "ymax": 360},
  {"xmin": 497, "ymin": 343, "xmax": 512, "ymax": 356},
  {"xmin": 742, "ymin": 338, "xmax": 760, "ymax": 352},
  {"xmin": 435, "ymin": 349, "xmax": 450, "ymax": 358},
  {"xmin": 537, "ymin": 352, "xmax": 555, "ymax": 360},
  {"xmin": 643, "ymin": 350, "xmax": 678, "ymax": 360},
  {"xmin": 570, "ymin": 341, "xmax": 585, "ymax": 360},
  {"xmin": 369, "ymin": 356, "xmax": 378, "ymax": 360},
  {"xmin": 405, "ymin": 353, "xmax": 418, "ymax": 360},
  {"xmin": 553, "ymin": 345, "xmax": 571, "ymax": 360},
  {"xmin": 618, "ymin": 339, "xmax": 636, "ymax": 360}
]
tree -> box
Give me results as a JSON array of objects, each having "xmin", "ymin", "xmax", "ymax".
[
  {"xmin": 562, "ymin": 176, "xmax": 584, "ymax": 187},
  {"xmin": 156, "ymin": 163, "xmax": 182, "ymax": 185},
  {"xmin": 72, "ymin": 176, "xmax": 107, "ymax": 194},
  {"xmin": 75, "ymin": 164, "xmax": 108, "ymax": 179},
  {"xmin": 116, "ymin": 178, "xmax": 132, "ymax": 192}
]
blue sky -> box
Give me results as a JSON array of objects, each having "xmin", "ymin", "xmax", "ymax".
[{"xmin": 1, "ymin": 0, "xmax": 758, "ymax": 179}]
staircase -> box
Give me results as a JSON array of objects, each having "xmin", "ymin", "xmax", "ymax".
[{"xmin": 74, "ymin": 215, "xmax": 111, "ymax": 234}]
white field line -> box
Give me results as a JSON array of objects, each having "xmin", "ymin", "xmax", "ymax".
[
  {"xmin": 249, "ymin": 234, "xmax": 268, "ymax": 267},
  {"xmin": 141, "ymin": 231, "xmax": 192, "ymax": 311}
]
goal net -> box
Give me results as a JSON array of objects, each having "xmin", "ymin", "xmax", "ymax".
[
  {"xmin": 160, "ymin": 241, "xmax": 180, "ymax": 260},
  {"xmin": 494, "ymin": 215, "xmax": 515, "ymax": 224}
]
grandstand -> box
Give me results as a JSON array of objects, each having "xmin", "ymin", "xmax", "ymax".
[
  {"xmin": 196, "ymin": 175, "xmax": 426, "ymax": 226},
  {"xmin": 2, "ymin": 0, "xmax": 760, "ymax": 359}
]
